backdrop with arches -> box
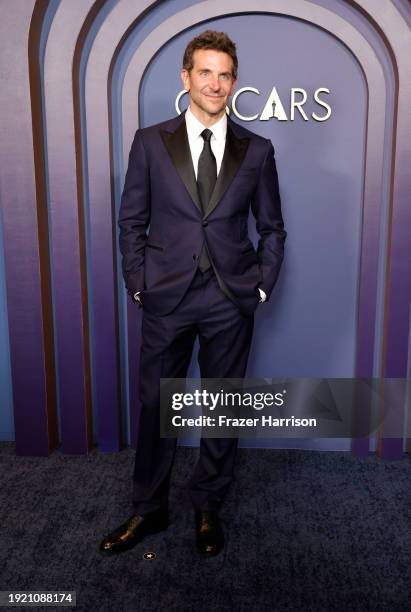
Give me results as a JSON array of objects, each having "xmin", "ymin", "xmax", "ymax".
[{"xmin": 0, "ymin": 0, "xmax": 409, "ymax": 459}]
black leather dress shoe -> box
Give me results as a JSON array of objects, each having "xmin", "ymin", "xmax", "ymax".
[
  {"xmin": 99, "ymin": 509, "xmax": 168, "ymax": 555},
  {"xmin": 195, "ymin": 510, "xmax": 224, "ymax": 557}
]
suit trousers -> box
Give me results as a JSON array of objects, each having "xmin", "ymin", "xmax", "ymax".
[{"xmin": 132, "ymin": 267, "xmax": 254, "ymax": 515}]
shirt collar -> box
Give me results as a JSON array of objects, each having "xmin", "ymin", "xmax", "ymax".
[{"xmin": 185, "ymin": 105, "xmax": 227, "ymax": 142}]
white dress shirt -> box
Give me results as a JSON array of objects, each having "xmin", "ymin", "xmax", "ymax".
[
  {"xmin": 133, "ymin": 106, "xmax": 266, "ymax": 303},
  {"xmin": 185, "ymin": 105, "xmax": 226, "ymax": 178}
]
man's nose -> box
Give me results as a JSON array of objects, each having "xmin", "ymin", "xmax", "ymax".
[{"xmin": 209, "ymin": 76, "xmax": 220, "ymax": 91}]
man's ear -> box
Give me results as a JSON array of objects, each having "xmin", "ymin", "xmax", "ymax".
[{"xmin": 181, "ymin": 68, "xmax": 190, "ymax": 91}]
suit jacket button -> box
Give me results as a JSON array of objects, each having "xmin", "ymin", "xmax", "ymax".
[{"xmin": 202, "ymin": 221, "xmax": 208, "ymax": 227}]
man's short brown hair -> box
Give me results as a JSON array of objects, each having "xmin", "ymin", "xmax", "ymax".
[{"xmin": 182, "ymin": 30, "xmax": 238, "ymax": 80}]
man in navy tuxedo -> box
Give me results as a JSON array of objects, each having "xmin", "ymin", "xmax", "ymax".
[{"xmin": 100, "ymin": 30, "xmax": 286, "ymax": 557}]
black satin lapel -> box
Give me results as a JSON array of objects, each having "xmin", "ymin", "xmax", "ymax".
[
  {"xmin": 203, "ymin": 125, "xmax": 250, "ymax": 219},
  {"xmin": 160, "ymin": 121, "xmax": 201, "ymax": 212}
]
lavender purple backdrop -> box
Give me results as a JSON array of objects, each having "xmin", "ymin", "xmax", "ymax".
[{"xmin": 0, "ymin": 0, "xmax": 410, "ymax": 459}]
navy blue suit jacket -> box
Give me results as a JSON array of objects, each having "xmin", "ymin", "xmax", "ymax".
[{"xmin": 118, "ymin": 111, "xmax": 286, "ymax": 316}]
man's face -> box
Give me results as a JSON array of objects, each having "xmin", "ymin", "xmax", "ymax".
[{"xmin": 181, "ymin": 49, "xmax": 237, "ymax": 121}]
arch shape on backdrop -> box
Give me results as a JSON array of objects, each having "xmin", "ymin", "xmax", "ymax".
[
  {"xmin": 81, "ymin": 0, "xmax": 160, "ymax": 452},
  {"xmin": 116, "ymin": 0, "xmax": 399, "ymax": 457},
  {"xmin": 72, "ymin": 3, "xmax": 404, "ymax": 460},
  {"xmin": 73, "ymin": 0, "xmax": 129, "ymax": 453},
  {"xmin": 79, "ymin": 3, "xmax": 410, "ymax": 460},
  {"xmin": 10, "ymin": 0, "xmax": 59, "ymax": 455},
  {"xmin": 44, "ymin": 0, "xmax": 96, "ymax": 454}
]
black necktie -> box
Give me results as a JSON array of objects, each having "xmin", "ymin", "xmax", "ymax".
[{"xmin": 197, "ymin": 129, "xmax": 217, "ymax": 272}]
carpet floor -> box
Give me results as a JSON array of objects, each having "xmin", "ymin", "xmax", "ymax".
[{"xmin": 0, "ymin": 443, "xmax": 410, "ymax": 612}]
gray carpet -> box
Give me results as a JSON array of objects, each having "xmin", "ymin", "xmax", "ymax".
[{"xmin": 0, "ymin": 442, "xmax": 410, "ymax": 612}]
